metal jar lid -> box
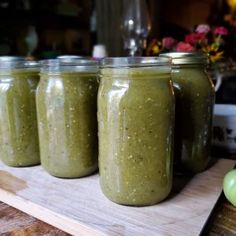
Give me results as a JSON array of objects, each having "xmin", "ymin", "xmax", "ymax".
[{"xmin": 159, "ymin": 52, "xmax": 208, "ymax": 65}]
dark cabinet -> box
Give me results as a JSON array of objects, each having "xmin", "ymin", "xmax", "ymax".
[{"xmin": 0, "ymin": 0, "xmax": 92, "ymax": 57}]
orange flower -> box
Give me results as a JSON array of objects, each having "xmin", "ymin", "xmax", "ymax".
[
  {"xmin": 202, "ymin": 44, "xmax": 224, "ymax": 63},
  {"xmin": 227, "ymin": 0, "xmax": 236, "ymax": 9},
  {"xmin": 146, "ymin": 39, "xmax": 163, "ymax": 56}
]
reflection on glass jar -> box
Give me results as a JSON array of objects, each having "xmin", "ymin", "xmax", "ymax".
[
  {"xmin": 36, "ymin": 59, "xmax": 99, "ymax": 178},
  {"xmin": 0, "ymin": 57, "xmax": 40, "ymax": 166},
  {"xmin": 98, "ymin": 57, "xmax": 175, "ymax": 206}
]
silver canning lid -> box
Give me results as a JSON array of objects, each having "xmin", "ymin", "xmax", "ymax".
[
  {"xmin": 101, "ymin": 57, "xmax": 171, "ymax": 68},
  {"xmin": 159, "ymin": 52, "xmax": 208, "ymax": 65},
  {"xmin": 41, "ymin": 59, "xmax": 98, "ymax": 73}
]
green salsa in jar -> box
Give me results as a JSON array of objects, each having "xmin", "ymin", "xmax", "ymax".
[
  {"xmin": 98, "ymin": 57, "xmax": 175, "ymax": 206},
  {"xmin": 160, "ymin": 53, "xmax": 215, "ymax": 173},
  {"xmin": 0, "ymin": 57, "xmax": 40, "ymax": 166},
  {"xmin": 36, "ymin": 59, "xmax": 99, "ymax": 178}
]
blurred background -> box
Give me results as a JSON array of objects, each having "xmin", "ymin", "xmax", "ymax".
[{"xmin": 0, "ymin": 0, "xmax": 232, "ymax": 58}]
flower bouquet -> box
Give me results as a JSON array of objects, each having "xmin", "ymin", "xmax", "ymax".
[{"xmin": 147, "ymin": 24, "xmax": 229, "ymax": 63}]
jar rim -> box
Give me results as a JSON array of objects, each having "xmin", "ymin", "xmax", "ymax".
[
  {"xmin": 0, "ymin": 56, "xmax": 25, "ymax": 62},
  {"xmin": 101, "ymin": 57, "xmax": 171, "ymax": 68},
  {"xmin": 41, "ymin": 59, "xmax": 99, "ymax": 73},
  {"xmin": 57, "ymin": 55, "xmax": 90, "ymax": 60},
  {"xmin": 159, "ymin": 52, "xmax": 208, "ymax": 65},
  {"xmin": 0, "ymin": 57, "xmax": 39, "ymax": 70}
]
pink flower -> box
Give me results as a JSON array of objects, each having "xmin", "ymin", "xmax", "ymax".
[
  {"xmin": 175, "ymin": 42, "xmax": 195, "ymax": 52},
  {"xmin": 214, "ymin": 27, "xmax": 228, "ymax": 36},
  {"xmin": 162, "ymin": 37, "xmax": 177, "ymax": 50},
  {"xmin": 196, "ymin": 24, "xmax": 210, "ymax": 34},
  {"xmin": 185, "ymin": 32, "xmax": 206, "ymax": 45}
]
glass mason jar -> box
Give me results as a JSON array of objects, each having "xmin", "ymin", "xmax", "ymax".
[
  {"xmin": 0, "ymin": 57, "xmax": 40, "ymax": 166},
  {"xmin": 37, "ymin": 59, "xmax": 99, "ymax": 178},
  {"xmin": 160, "ymin": 52, "xmax": 215, "ymax": 173},
  {"xmin": 98, "ymin": 57, "xmax": 175, "ymax": 206}
]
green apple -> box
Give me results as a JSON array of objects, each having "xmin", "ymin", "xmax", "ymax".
[{"xmin": 223, "ymin": 169, "xmax": 236, "ymax": 207}]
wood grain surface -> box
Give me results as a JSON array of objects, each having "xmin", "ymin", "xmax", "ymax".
[
  {"xmin": 208, "ymin": 201, "xmax": 236, "ymax": 235},
  {"xmin": 0, "ymin": 159, "xmax": 235, "ymax": 236},
  {"xmin": 0, "ymin": 202, "xmax": 69, "ymax": 236}
]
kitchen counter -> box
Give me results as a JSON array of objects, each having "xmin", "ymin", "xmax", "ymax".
[{"xmin": 0, "ymin": 201, "xmax": 69, "ymax": 235}]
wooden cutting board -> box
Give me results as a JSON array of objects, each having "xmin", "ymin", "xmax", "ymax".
[{"xmin": 0, "ymin": 159, "xmax": 235, "ymax": 236}]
